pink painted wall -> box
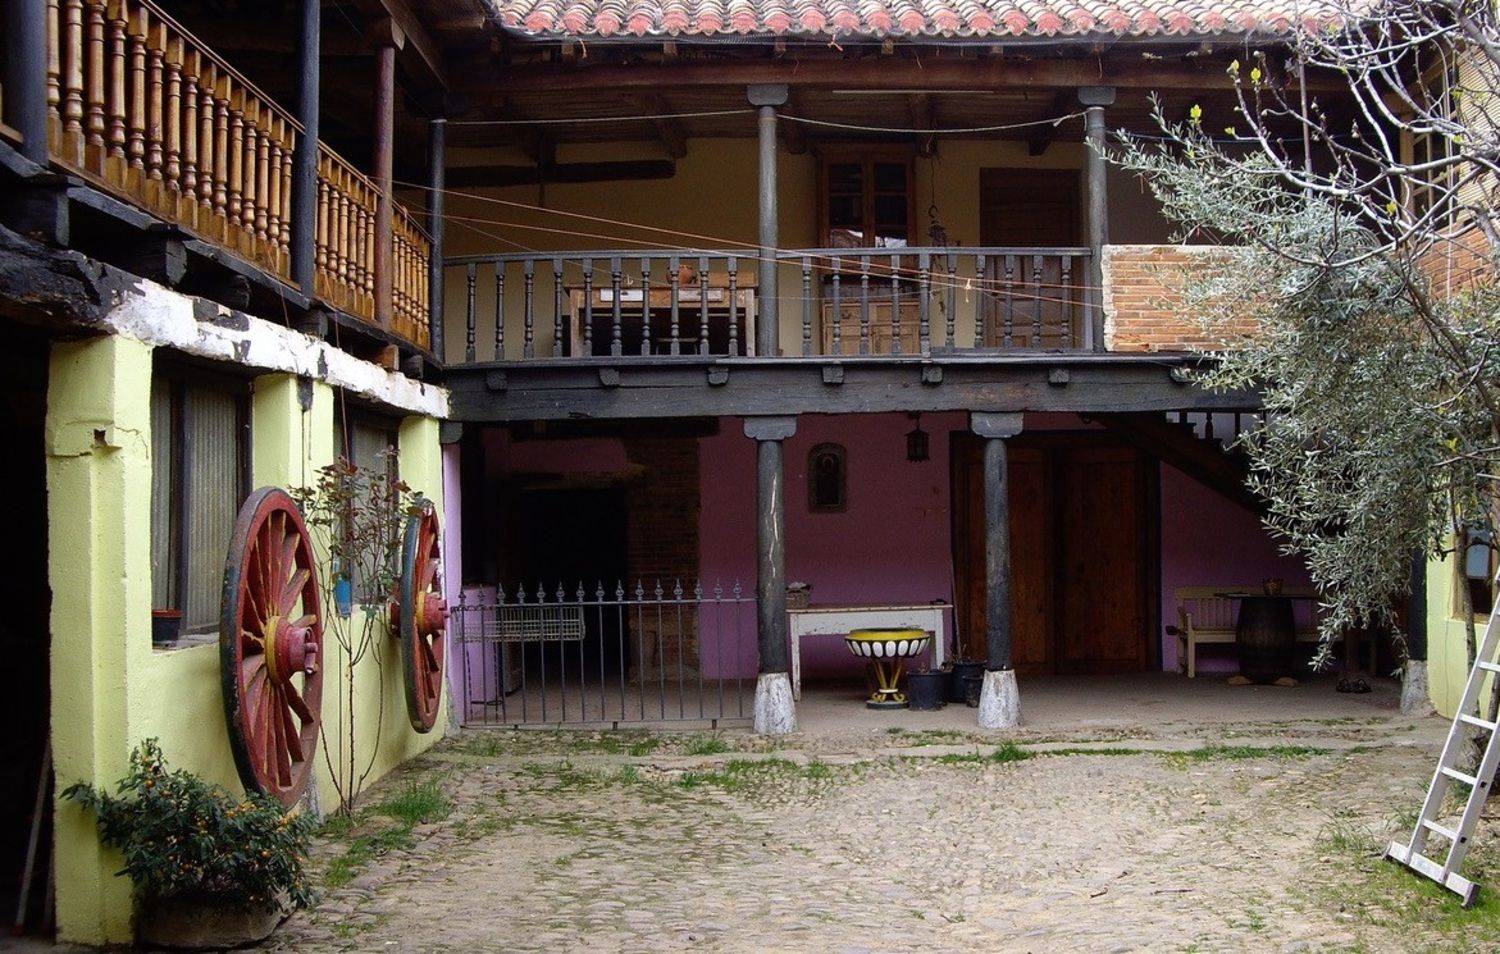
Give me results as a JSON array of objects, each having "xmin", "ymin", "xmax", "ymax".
[
  {"xmin": 699, "ymin": 412, "xmax": 968, "ymax": 679},
  {"xmin": 1158, "ymin": 463, "xmax": 1312, "ymax": 673},
  {"xmin": 462, "ymin": 416, "xmax": 1312, "ymax": 683}
]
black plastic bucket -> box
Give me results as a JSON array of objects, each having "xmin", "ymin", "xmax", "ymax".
[
  {"xmin": 907, "ymin": 672, "xmax": 947, "ymax": 711},
  {"xmin": 949, "ymin": 661, "xmax": 985, "ymax": 703}
]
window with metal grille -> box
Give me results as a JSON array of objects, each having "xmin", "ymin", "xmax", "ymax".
[
  {"xmin": 150, "ymin": 364, "xmax": 251, "ymax": 637},
  {"xmin": 333, "ymin": 397, "xmax": 400, "ymax": 603}
]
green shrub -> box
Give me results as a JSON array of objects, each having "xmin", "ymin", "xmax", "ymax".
[{"xmin": 62, "ymin": 740, "xmax": 317, "ymax": 910}]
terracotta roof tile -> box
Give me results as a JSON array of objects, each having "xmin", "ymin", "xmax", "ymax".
[{"xmin": 492, "ymin": 0, "xmax": 1346, "ymax": 37}]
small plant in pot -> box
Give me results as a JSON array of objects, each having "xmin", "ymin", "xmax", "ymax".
[{"xmin": 62, "ymin": 739, "xmax": 317, "ymax": 949}]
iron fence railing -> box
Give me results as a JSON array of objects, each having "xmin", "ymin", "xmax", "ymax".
[
  {"xmin": 452, "ymin": 580, "xmax": 757, "ymax": 727},
  {"xmin": 445, "ymin": 246, "xmax": 1093, "ymax": 362}
]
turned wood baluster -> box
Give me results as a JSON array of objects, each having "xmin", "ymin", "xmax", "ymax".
[
  {"xmin": 226, "ymin": 91, "xmax": 245, "ymax": 228},
  {"xmin": 144, "ymin": 21, "xmax": 164, "ymax": 183},
  {"xmin": 211, "ymin": 75, "xmax": 230, "ymax": 221},
  {"xmin": 84, "ymin": 0, "xmax": 105, "ymax": 167},
  {"xmin": 62, "ymin": 0, "xmax": 85, "ymax": 157},
  {"xmin": 279, "ymin": 127, "xmax": 294, "ymax": 251},
  {"xmin": 314, "ymin": 176, "xmax": 330, "ymax": 288},
  {"xmin": 179, "ymin": 50, "xmax": 197, "ymax": 197},
  {"xmin": 162, "ymin": 35, "xmax": 181, "ymax": 194},
  {"xmin": 335, "ymin": 177, "xmax": 350, "ymax": 290},
  {"xmin": 46, "ymin": 0, "xmax": 63, "ymax": 149},
  {"xmin": 249, "ymin": 104, "xmax": 268, "ymax": 241},
  {"xmin": 125, "ymin": 6, "xmax": 146, "ymax": 173},
  {"xmin": 266, "ymin": 120, "xmax": 284, "ymax": 251},
  {"xmin": 199, "ymin": 65, "xmax": 216, "ymax": 208},
  {"xmin": 105, "ymin": 1, "xmax": 126, "ymax": 165}
]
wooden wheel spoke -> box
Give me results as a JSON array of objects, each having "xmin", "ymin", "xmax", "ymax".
[
  {"xmin": 280, "ymin": 567, "xmax": 310, "ymax": 615},
  {"xmin": 419, "ymin": 552, "xmax": 438, "ymax": 590},
  {"xmin": 284, "ymin": 681, "xmax": 313, "ymax": 723},
  {"xmin": 280, "ymin": 701, "xmax": 304, "ymax": 765}
]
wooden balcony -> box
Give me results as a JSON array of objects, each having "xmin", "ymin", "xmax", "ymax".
[
  {"xmin": 6, "ymin": 0, "xmax": 431, "ymax": 351},
  {"xmin": 446, "ymin": 246, "xmax": 1095, "ymax": 363}
]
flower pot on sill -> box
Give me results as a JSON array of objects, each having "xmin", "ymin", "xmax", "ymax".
[
  {"xmin": 151, "ymin": 609, "xmax": 184, "ymax": 646},
  {"xmin": 136, "ymin": 894, "xmax": 287, "ymax": 950}
]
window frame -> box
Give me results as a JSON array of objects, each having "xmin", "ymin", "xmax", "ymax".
[
  {"xmin": 815, "ymin": 144, "xmax": 918, "ymax": 250},
  {"xmin": 150, "ymin": 359, "xmax": 253, "ymax": 639},
  {"xmin": 332, "ymin": 394, "xmax": 403, "ymax": 604}
]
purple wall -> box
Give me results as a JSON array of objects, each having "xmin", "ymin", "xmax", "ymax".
[
  {"xmin": 1157, "ymin": 463, "xmax": 1312, "ymax": 673},
  {"xmin": 699, "ymin": 412, "xmax": 967, "ymax": 680},
  {"xmin": 465, "ymin": 415, "xmax": 1311, "ymax": 683}
]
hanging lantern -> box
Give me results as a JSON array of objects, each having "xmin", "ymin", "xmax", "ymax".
[{"xmin": 906, "ymin": 413, "xmax": 930, "ymax": 463}]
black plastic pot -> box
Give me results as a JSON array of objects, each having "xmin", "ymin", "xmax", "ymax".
[
  {"xmin": 907, "ymin": 671, "xmax": 947, "ymax": 711},
  {"xmin": 948, "ymin": 661, "xmax": 985, "ymax": 703},
  {"xmin": 962, "ymin": 673, "xmax": 984, "ymax": 708},
  {"xmin": 152, "ymin": 609, "xmax": 183, "ymax": 646}
]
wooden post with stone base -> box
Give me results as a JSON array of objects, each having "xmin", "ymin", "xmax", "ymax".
[
  {"xmin": 746, "ymin": 416, "xmax": 797, "ymax": 734},
  {"xmin": 973, "ymin": 412, "xmax": 1023, "ymax": 729}
]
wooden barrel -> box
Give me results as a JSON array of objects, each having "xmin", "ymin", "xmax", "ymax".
[{"xmin": 1236, "ymin": 596, "xmax": 1295, "ymax": 683}]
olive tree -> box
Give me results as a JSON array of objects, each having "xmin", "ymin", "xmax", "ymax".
[{"xmin": 1113, "ymin": 0, "xmax": 1500, "ymax": 714}]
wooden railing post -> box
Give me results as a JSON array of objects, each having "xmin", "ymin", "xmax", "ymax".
[
  {"xmin": 1080, "ymin": 86, "xmax": 1115, "ymax": 353},
  {"xmin": 370, "ymin": 18, "xmax": 403, "ymax": 331},
  {"xmin": 290, "ymin": 0, "xmax": 318, "ymax": 293},
  {"xmin": 6, "ymin": 0, "xmax": 51, "ymax": 164},
  {"xmin": 427, "ymin": 114, "xmax": 446, "ymax": 360}
]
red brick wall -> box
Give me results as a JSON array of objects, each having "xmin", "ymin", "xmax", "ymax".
[
  {"xmin": 1103, "ymin": 245, "xmax": 1258, "ymax": 352},
  {"xmin": 622, "ymin": 436, "xmax": 701, "ymax": 675},
  {"xmin": 1419, "ymin": 229, "xmax": 1494, "ymax": 298}
]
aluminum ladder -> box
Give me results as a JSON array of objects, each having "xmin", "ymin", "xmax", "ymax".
[{"xmin": 1386, "ymin": 594, "xmax": 1500, "ymax": 906}]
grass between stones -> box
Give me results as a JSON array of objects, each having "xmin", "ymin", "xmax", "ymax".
[
  {"xmin": 1308, "ymin": 799, "xmax": 1500, "ymax": 953},
  {"xmin": 321, "ymin": 778, "xmax": 453, "ymax": 889}
]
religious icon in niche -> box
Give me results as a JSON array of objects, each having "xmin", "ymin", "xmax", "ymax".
[{"xmin": 808, "ymin": 443, "xmax": 847, "ymax": 513}]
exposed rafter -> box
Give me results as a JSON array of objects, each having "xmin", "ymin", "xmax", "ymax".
[
  {"xmin": 625, "ymin": 93, "xmax": 689, "ymax": 159},
  {"xmin": 1027, "ymin": 90, "xmax": 1076, "ymax": 155},
  {"xmin": 346, "ymin": 0, "xmax": 450, "ymax": 89}
]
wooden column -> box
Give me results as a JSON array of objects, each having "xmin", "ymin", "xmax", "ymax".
[
  {"xmin": 290, "ymin": 0, "xmax": 319, "ymax": 293},
  {"xmin": 749, "ymin": 84, "xmax": 786, "ymax": 358},
  {"xmin": 745, "ymin": 415, "xmax": 796, "ymax": 674},
  {"xmin": 1080, "ymin": 86, "xmax": 1115, "ymax": 353},
  {"xmin": 371, "ymin": 20, "xmax": 404, "ymax": 329},
  {"xmin": 427, "ymin": 116, "xmax": 446, "ymax": 359},
  {"xmin": 973, "ymin": 412, "xmax": 1024, "ymax": 672},
  {"xmin": 5, "ymin": 0, "xmax": 50, "ymax": 164}
]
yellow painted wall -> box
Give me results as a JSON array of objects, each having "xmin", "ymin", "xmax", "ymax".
[
  {"xmin": 439, "ymin": 137, "xmax": 1174, "ymax": 364},
  {"xmin": 47, "ymin": 339, "xmax": 446, "ymax": 945},
  {"xmin": 1426, "ymin": 549, "xmax": 1496, "ymax": 718}
]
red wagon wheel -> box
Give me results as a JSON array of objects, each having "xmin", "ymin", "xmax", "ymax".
[
  {"xmin": 220, "ymin": 487, "xmax": 323, "ymax": 807},
  {"xmin": 395, "ymin": 500, "xmax": 447, "ymax": 733}
]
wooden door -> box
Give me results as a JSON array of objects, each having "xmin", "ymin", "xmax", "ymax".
[
  {"xmin": 1055, "ymin": 447, "xmax": 1150, "ymax": 673},
  {"xmin": 953, "ymin": 441, "xmax": 1051, "ymax": 674},
  {"xmin": 979, "ymin": 169, "xmax": 1084, "ymax": 349},
  {"xmin": 952, "ymin": 436, "xmax": 1151, "ymax": 675}
]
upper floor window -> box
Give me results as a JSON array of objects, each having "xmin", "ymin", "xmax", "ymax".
[
  {"xmin": 150, "ymin": 364, "xmax": 251, "ymax": 636},
  {"xmin": 1407, "ymin": 65, "xmax": 1458, "ymax": 223},
  {"xmin": 333, "ymin": 398, "xmax": 401, "ymax": 602},
  {"xmin": 818, "ymin": 147, "xmax": 915, "ymax": 249}
]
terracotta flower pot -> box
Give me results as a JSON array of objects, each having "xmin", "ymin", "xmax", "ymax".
[{"xmin": 136, "ymin": 895, "xmax": 286, "ymax": 950}]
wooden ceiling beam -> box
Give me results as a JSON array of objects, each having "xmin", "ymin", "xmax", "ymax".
[
  {"xmin": 1027, "ymin": 90, "xmax": 1076, "ymax": 155},
  {"xmin": 465, "ymin": 57, "xmax": 1349, "ymax": 96},
  {"xmin": 626, "ymin": 93, "xmax": 688, "ymax": 159},
  {"xmin": 909, "ymin": 93, "xmax": 936, "ymax": 156},
  {"xmin": 347, "ymin": 0, "xmax": 449, "ymax": 89}
]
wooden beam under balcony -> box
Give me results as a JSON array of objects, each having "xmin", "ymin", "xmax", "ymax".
[
  {"xmin": 445, "ymin": 357, "xmax": 1260, "ymax": 423},
  {"xmin": 469, "ymin": 57, "xmax": 1350, "ymax": 96}
]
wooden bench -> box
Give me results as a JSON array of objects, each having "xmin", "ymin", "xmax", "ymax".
[{"xmin": 1171, "ymin": 586, "xmax": 1352, "ymax": 678}]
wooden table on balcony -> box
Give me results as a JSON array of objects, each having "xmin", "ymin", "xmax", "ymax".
[{"xmin": 567, "ymin": 274, "xmax": 757, "ymax": 357}]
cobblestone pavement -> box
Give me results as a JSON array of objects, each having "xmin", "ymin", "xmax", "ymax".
[{"xmin": 258, "ymin": 711, "xmax": 1500, "ymax": 954}]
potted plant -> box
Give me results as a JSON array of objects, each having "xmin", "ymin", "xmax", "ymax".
[{"xmin": 62, "ymin": 739, "xmax": 317, "ymax": 949}]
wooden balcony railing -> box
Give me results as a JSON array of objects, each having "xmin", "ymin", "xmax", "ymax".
[
  {"xmin": 33, "ymin": 0, "xmax": 431, "ymax": 351},
  {"xmin": 446, "ymin": 247, "xmax": 1094, "ymax": 363}
]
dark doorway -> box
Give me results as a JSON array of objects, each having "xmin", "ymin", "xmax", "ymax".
[
  {"xmin": 979, "ymin": 168, "xmax": 1085, "ymax": 349},
  {"xmin": 1, "ymin": 323, "xmax": 52, "ymax": 934},
  {"xmin": 505, "ymin": 486, "xmax": 630, "ymax": 676},
  {"xmin": 953, "ymin": 431, "xmax": 1156, "ymax": 675}
]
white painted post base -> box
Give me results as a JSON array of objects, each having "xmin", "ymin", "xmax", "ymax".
[
  {"xmin": 1401, "ymin": 659, "xmax": 1435, "ymax": 716},
  {"xmin": 978, "ymin": 669, "xmax": 1021, "ymax": 729},
  {"xmin": 753, "ymin": 672, "xmax": 797, "ymax": 735}
]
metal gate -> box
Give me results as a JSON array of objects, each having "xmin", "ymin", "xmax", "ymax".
[{"xmin": 452, "ymin": 581, "xmax": 757, "ymax": 727}]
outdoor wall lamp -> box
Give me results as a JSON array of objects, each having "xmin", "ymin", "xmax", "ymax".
[{"xmin": 906, "ymin": 413, "xmax": 930, "ymax": 462}]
